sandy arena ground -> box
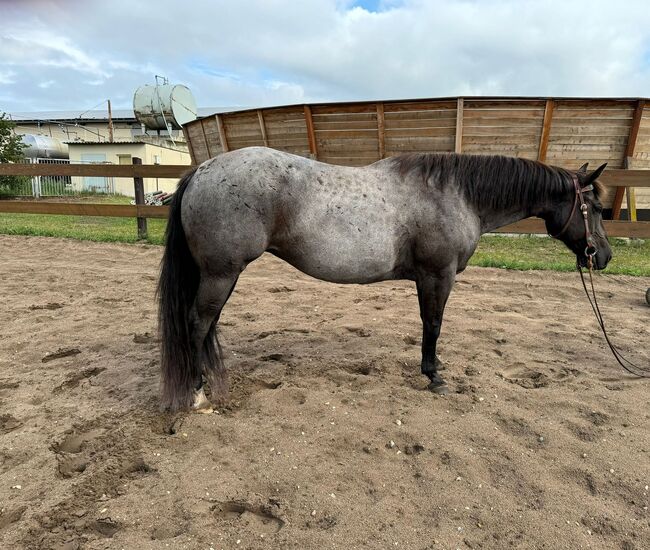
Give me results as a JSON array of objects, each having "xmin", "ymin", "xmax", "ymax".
[{"xmin": 0, "ymin": 235, "xmax": 649, "ymax": 549}]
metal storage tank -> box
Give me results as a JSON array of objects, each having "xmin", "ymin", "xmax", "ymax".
[
  {"xmin": 133, "ymin": 84, "xmax": 198, "ymax": 130},
  {"xmin": 20, "ymin": 134, "xmax": 69, "ymax": 159}
]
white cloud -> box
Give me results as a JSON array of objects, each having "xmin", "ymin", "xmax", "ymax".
[
  {"xmin": 0, "ymin": 70, "xmax": 16, "ymax": 84},
  {"xmin": 0, "ymin": 0, "xmax": 649, "ymax": 113}
]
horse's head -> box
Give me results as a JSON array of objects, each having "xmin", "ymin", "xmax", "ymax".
[{"xmin": 546, "ymin": 163, "xmax": 612, "ymax": 271}]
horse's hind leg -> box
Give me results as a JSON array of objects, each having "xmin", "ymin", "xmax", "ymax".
[{"xmin": 189, "ymin": 273, "xmax": 240, "ymax": 410}]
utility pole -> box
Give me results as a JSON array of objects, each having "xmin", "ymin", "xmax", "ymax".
[{"xmin": 107, "ymin": 99, "xmax": 114, "ymax": 143}]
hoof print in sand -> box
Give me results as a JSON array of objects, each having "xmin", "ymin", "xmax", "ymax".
[
  {"xmin": 499, "ymin": 364, "xmax": 550, "ymax": 388},
  {"xmin": 54, "ymin": 428, "xmax": 104, "ymax": 454},
  {"xmin": 344, "ymin": 326, "xmax": 371, "ymax": 337},
  {"xmin": 0, "ymin": 414, "xmax": 22, "ymax": 435},
  {"xmin": 58, "ymin": 456, "xmax": 88, "ymax": 478},
  {"xmin": 500, "ymin": 363, "xmax": 582, "ymax": 389},
  {"xmin": 212, "ymin": 499, "xmax": 285, "ymax": 534},
  {"xmin": 0, "ymin": 505, "xmax": 27, "ymax": 530},
  {"xmin": 52, "ymin": 428, "xmax": 104, "ymax": 478},
  {"xmin": 120, "ymin": 457, "xmax": 155, "ymax": 479},
  {"xmin": 92, "ymin": 518, "xmax": 121, "ymax": 538},
  {"xmin": 54, "ymin": 367, "xmax": 106, "ymax": 393}
]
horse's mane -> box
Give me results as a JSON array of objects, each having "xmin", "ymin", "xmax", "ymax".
[{"xmin": 390, "ymin": 153, "xmax": 604, "ymax": 210}]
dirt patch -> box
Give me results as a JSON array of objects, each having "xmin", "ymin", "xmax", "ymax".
[{"xmin": 0, "ymin": 235, "xmax": 648, "ymax": 549}]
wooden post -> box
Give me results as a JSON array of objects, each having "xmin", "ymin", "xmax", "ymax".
[
  {"xmin": 626, "ymin": 186, "xmax": 637, "ymax": 222},
  {"xmin": 622, "ymin": 156, "xmax": 638, "ymax": 221},
  {"xmin": 376, "ymin": 103, "xmax": 386, "ymax": 159},
  {"xmin": 200, "ymin": 119, "xmax": 213, "ymax": 159},
  {"xmin": 538, "ymin": 99, "xmax": 555, "ymax": 162},
  {"xmin": 132, "ymin": 157, "xmax": 147, "ymax": 240},
  {"xmin": 183, "ymin": 126, "xmax": 197, "ymax": 165},
  {"xmin": 215, "ymin": 114, "xmax": 229, "ymax": 153},
  {"xmin": 455, "ymin": 98, "xmax": 464, "ymax": 154},
  {"xmin": 107, "ymin": 99, "xmax": 114, "ymax": 143},
  {"xmin": 612, "ymin": 99, "xmax": 645, "ymax": 219},
  {"xmin": 257, "ymin": 110, "xmax": 269, "ymax": 147},
  {"xmin": 304, "ymin": 105, "xmax": 318, "ymax": 159}
]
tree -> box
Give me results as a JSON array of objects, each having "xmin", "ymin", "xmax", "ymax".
[{"xmin": 0, "ymin": 112, "xmax": 28, "ymax": 195}]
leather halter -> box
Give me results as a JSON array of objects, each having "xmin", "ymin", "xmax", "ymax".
[{"xmin": 550, "ymin": 174, "xmax": 596, "ymax": 259}]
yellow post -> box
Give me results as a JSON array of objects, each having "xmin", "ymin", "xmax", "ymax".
[{"xmin": 625, "ymin": 187, "xmax": 637, "ymax": 221}]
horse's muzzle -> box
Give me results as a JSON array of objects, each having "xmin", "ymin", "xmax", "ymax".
[{"xmin": 578, "ymin": 249, "xmax": 611, "ymax": 270}]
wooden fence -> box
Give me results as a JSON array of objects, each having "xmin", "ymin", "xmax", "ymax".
[
  {"xmin": 1, "ymin": 159, "xmax": 649, "ymax": 239},
  {"xmin": 184, "ymin": 96, "xmax": 650, "ymax": 220}
]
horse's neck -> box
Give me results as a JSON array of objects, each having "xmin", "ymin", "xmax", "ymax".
[
  {"xmin": 475, "ymin": 176, "xmax": 557, "ymax": 234},
  {"xmin": 478, "ymin": 205, "xmax": 536, "ymax": 234}
]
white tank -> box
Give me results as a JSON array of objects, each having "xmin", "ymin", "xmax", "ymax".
[
  {"xmin": 133, "ymin": 84, "xmax": 197, "ymax": 130},
  {"xmin": 21, "ymin": 134, "xmax": 69, "ymax": 159}
]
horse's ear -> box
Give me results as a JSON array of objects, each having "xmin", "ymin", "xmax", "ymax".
[
  {"xmin": 577, "ymin": 163, "xmax": 589, "ymax": 175},
  {"xmin": 586, "ymin": 163, "xmax": 607, "ymax": 183}
]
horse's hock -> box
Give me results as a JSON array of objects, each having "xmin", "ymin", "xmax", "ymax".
[{"xmin": 182, "ymin": 96, "xmax": 650, "ymax": 216}]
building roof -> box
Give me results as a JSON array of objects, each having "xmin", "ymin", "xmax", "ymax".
[
  {"xmin": 8, "ymin": 107, "xmax": 243, "ymax": 124},
  {"xmin": 65, "ymin": 140, "xmax": 147, "ymax": 145},
  {"xmin": 65, "ymin": 140, "xmax": 189, "ymax": 152}
]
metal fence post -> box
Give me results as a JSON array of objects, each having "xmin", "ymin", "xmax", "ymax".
[{"xmin": 132, "ymin": 157, "xmax": 147, "ymax": 240}]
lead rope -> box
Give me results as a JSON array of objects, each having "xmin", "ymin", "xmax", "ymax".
[
  {"xmin": 556, "ymin": 174, "xmax": 649, "ymax": 378},
  {"xmin": 578, "ymin": 260, "xmax": 650, "ymax": 378}
]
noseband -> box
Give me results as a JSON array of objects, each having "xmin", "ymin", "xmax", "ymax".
[{"xmin": 550, "ymin": 175, "xmax": 596, "ymax": 264}]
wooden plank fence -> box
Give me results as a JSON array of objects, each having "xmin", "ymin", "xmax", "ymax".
[{"xmin": 184, "ymin": 96, "xmax": 650, "ymax": 219}]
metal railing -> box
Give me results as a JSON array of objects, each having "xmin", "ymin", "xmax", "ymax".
[{"xmin": 9, "ymin": 158, "xmax": 116, "ymax": 197}]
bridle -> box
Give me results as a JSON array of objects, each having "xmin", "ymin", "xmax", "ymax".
[
  {"xmin": 551, "ymin": 173, "xmax": 649, "ymax": 378},
  {"xmin": 550, "ymin": 174, "xmax": 596, "ymax": 264}
]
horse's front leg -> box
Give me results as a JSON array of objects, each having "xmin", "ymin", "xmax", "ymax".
[{"xmin": 416, "ymin": 269, "xmax": 455, "ymax": 395}]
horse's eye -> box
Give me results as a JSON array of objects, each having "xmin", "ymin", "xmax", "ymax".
[{"xmin": 594, "ymin": 205, "xmax": 603, "ymax": 214}]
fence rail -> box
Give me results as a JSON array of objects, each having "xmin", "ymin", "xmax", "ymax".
[
  {"xmin": 0, "ymin": 163, "xmax": 192, "ymax": 178},
  {"xmin": 0, "ymin": 162, "xmax": 648, "ymax": 187},
  {"xmin": 1, "ymin": 201, "xmax": 649, "ymax": 237},
  {"xmin": 0, "ymin": 201, "xmax": 169, "ymax": 219},
  {"xmin": 1, "ymin": 161, "xmax": 649, "ymax": 238}
]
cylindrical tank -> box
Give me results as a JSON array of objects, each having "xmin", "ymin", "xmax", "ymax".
[
  {"xmin": 20, "ymin": 134, "xmax": 69, "ymax": 159},
  {"xmin": 133, "ymin": 84, "xmax": 197, "ymax": 130}
]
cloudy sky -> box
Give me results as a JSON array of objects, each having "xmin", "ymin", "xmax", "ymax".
[{"xmin": 1, "ymin": 0, "xmax": 649, "ymax": 115}]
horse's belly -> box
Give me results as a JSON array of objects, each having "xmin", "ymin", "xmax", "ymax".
[{"xmin": 270, "ymin": 235, "xmax": 399, "ymax": 284}]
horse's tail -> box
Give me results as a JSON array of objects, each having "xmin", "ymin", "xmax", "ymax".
[{"xmin": 157, "ymin": 166, "xmax": 200, "ymax": 411}]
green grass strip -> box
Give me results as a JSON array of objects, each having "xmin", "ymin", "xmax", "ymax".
[{"xmin": 0, "ymin": 212, "xmax": 648, "ymax": 276}]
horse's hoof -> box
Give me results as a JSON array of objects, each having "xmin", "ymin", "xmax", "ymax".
[
  {"xmin": 427, "ymin": 382, "xmax": 449, "ymax": 395},
  {"xmin": 191, "ymin": 387, "xmax": 213, "ymax": 413}
]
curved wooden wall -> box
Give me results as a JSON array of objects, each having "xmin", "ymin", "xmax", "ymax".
[{"xmin": 183, "ymin": 97, "xmax": 649, "ymax": 212}]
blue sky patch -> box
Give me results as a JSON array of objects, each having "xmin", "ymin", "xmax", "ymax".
[{"xmin": 349, "ymin": 0, "xmax": 399, "ymax": 13}]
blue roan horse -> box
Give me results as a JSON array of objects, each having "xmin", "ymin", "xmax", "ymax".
[{"xmin": 158, "ymin": 147, "xmax": 611, "ymax": 411}]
